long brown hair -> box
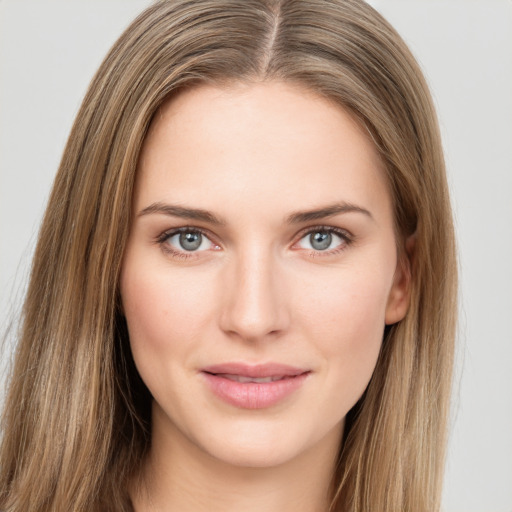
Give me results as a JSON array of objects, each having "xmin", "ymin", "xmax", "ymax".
[{"xmin": 0, "ymin": 1, "xmax": 457, "ymax": 510}]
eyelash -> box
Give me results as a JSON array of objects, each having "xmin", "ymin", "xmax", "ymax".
[
  {"xmin": 294, "ymin": 225, "xmax": 354, "ymax": 257},
  {"xmin": 155, "ymin": 227, "xmax": 219, "ymax": 259},
  {"xmin": 155, "ymin": 225, "xmax": 354, "ymax": 260}
]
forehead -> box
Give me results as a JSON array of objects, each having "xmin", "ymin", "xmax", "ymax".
[{"xmin": 135, "ymin": 81, "xmax": 392, "ymax": 224}]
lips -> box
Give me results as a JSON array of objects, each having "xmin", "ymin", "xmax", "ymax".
[
  {"xmin": 215, "ymin": 374, "xmax": 286, "ymax": 383},
  {"xmin": 200, "ymin": 363, "xmax": 310, "ymax": 409}
]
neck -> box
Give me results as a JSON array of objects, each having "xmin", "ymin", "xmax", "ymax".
[{"xmin": 131, "ymin": 407, "xmax": 343, "ymax": 512}]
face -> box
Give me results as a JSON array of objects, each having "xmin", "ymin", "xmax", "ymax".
[{"xmin": 120, "ymin": 81, "xmax": 410, "ymax": 469}]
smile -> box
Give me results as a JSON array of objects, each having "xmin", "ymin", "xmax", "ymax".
[
  {"xmin": 201, "ymin": 363, "xmax": 310, "ymax": 409},
  {"xmin": 215, "ymin": 374, "xmax": 288, "ymax": 383}
]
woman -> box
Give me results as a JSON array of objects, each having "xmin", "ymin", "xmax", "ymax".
[{"xmin": 0, "ymin": 1, "xmax": 457, "ymax": 511}]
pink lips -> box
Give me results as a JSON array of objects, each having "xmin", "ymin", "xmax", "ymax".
[{"xmin": 201, "ymin": 363, "xmax": 310, "ymax": 409}]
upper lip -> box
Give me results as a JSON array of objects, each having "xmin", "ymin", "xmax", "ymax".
[{"xmin": 201, "ymin": 363, "xmax": 309, "ymax": 378}]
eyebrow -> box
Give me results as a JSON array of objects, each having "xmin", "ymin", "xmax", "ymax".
[
  {"xmin": 137, "ymin": 200, "xmax": 373, "ymax": 225},
  {"xmin": 286, "ymin": 202, "xmax": 373, "ymax": 224},
  {"xmin": 138, "ymin": 202, "xmax": 226, "ymax": 225}
]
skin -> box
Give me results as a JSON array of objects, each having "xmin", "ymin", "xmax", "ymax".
[{"xmin": 121, "ymin": 81, "xmax": 410, "ymax": 512}]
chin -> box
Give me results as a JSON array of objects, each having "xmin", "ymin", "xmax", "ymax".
[
  {"xmin": 206, "ymin": 439, "xmax": 306, "ymax": 469},
  {"xmin": 193, "ymin": 416, "xmax": 342, "ymax": 470}
]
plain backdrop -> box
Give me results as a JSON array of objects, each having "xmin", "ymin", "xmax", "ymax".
[{"xmin": 1, "ymin": 1, "xmax": 511, "ymax": 511}]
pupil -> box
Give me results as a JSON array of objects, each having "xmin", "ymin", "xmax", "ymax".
[
  {"xmin": 310, "ymin": 231, "xmax": 331, "ymax": 250},
  {"xmin": 179, "ymin": 232, "xmax": 202, "ymax": 251}
]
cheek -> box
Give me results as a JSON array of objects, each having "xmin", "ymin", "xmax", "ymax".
[
  {"xmin": 300, "ymin": 266, "xmax": 390, "ymax": 343},
  {"xmin": 120, "ymin": 260, "xmax": 216, "ymax": 371},
  {"xmin": 297, "ymin": 266, "xmax": 391, "ymax": 398}
]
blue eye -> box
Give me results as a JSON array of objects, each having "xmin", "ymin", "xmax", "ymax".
[
  {"xmin": 164, "ymin": 229, "xmax": 215, "ymax": 252},
  {"xmin": 296, "ymin": 228, "xmax": 348, "ymax": 252}
]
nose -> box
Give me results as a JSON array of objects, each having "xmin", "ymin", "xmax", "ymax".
[{"xmin": 219, "ymin": 248, "xmax": 290, "ymax": 342}]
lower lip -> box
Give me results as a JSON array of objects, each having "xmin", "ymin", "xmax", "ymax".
[{"xmin": 201, "ymin": 372, "xmax": 309, "ymax": 409}]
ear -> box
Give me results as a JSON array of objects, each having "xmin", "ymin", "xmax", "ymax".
[{"xmin": 385, "ymin": 234, "xmax": 415, "ymax": 325}]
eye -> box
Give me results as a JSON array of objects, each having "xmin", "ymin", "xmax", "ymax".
[
  {"xmin": 159, "ymin": 228, "xmax": 218, "ymax": 254},
  {"xmin": 295, "ymin": 228, "xmax": 350, "ymax": 252}
]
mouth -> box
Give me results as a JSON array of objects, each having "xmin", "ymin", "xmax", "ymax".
[
  {"xmin": 212, "ymin": 374, "xmax": 290, "ymax": 383},
  {"xmin": 200, "ymin": 363, "xmax": 310, "ymax": 409}
]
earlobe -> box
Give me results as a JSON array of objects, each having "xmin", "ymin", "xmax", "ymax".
[{"xmin": 385, "ymin": 234, "xmax": 415, "ymax": 325}]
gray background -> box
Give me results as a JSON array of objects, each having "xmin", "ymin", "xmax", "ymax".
[{"xmin": 1, "ymin": 1, "xmax": 511, "ymax": 510}]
